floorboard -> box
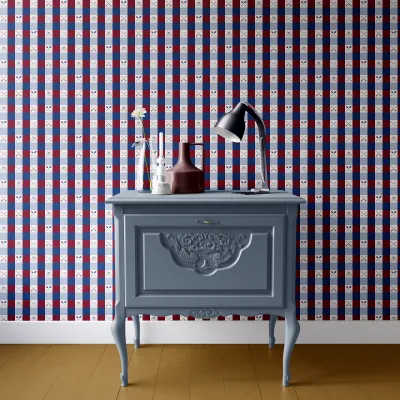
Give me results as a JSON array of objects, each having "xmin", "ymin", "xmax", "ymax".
[
  {"xmin": 82, "ymin": 344, "xmax": 134, "ymax": 400},
  {"xmin": 326, "ymin": 383, "xmax": 371, "ymax": 400},
  {"xmin": 0, "ymin": 345, "xmax": 24, "ymax": 370},
  {"xmin": 219, "ymin": 344, "xmax": 262, "ymax": 400},
  {"xmin": 12, "ymin": 345, "xmax": 95, "ymax": 400},
  {"xmin": 118, "ymin": 344, "xmax": 163, "ymax": 400},
  {"xmin": 190, "ymin": 344, "xmax": 225, "ymax": 400},
  {"xmin": 359, "ymin": 382, "xmax": 400, "ymax": 400},
  {"xmin": 289, "ymin": 345, "xmax": 338, "ymax": 400},
  {"xmin": 152, "ymin": 344, "xmax": 191, "ymax": 400},
  {"xmin": 0, "ymin": 344, "xmax": 398, "ymax": 400},
  {"xmin": 0, "ymin": 344, "xmax": 50, "ymax": 400},
  {"xmin": 43, "ymin": 344, "xmax": 106, "ymax": 400},
  {"xmin": 249, "ymin": 344, "xmax": 299, "ymax": 400}
]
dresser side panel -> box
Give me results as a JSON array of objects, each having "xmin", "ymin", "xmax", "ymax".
[{"xmin": 113, "ymin": 205, "xmax": 126, "ymax": 313}]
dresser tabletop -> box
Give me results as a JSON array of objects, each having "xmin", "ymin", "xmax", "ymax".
[{"xmin": 106, "ymin": 190, "xmax": 306, "ymax": 205}]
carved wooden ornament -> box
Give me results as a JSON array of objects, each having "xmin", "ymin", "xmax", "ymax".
[{"xmin": 161, "ymin": 232, "xmax": 249, "ymax": 275}]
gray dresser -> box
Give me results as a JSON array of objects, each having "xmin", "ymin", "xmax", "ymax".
[{"xmin": 106, "ymin": 190, "xmax": 305, "ymax": 387}]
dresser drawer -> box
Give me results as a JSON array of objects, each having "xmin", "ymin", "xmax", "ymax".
[{"xmin": 124, "ymin": 214, "xmax": 286, "ymax": 309}]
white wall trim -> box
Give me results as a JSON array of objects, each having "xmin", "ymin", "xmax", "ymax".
[{"xmin": 0, "ymin": 321, "xmax": 399, "ymax": 344}]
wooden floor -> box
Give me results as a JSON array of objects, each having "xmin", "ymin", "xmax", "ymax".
[{"xmin": 0, "ymin": 344, "xmax": 399, "ymax": 400}]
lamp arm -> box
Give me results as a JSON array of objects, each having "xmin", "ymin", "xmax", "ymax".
[{"xmin": 243, "ymin": 102, "xmax": 269, "ymax": 192}]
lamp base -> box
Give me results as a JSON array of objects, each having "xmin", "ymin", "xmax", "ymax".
[{"xmin": 233, "ymin": 189, "xmax": 284, "ymax": 195}]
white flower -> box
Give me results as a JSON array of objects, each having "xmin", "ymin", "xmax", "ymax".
[
  {"xmin": 131, "ymin": 107, "xmax": 147, "ymax": 119},
  {"xmin": 131, "ymin": 138, "xmax": 145, "ymax": 148}
]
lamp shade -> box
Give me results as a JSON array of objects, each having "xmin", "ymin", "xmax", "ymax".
[
  {"xmin": 213, "ymin": 102, "xmax": 247, "ymax": 143},
  {"xmin": 213, "ymin": 101, "xmax": 270, "ymax": 193}
]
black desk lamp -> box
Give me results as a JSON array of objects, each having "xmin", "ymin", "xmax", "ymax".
[{"xmin": 213, "ymin": 102, "xmax": 270, "ymax": 194}]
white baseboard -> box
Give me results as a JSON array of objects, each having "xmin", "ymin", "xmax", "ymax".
[{"xmin": 0, "ymin": 321, "xmax": 399, "ymax": 344}]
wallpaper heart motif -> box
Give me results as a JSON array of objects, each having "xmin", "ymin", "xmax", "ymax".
[{"xmin": 1, "ymin": 0, "xmax": 399, "ymax": 321}]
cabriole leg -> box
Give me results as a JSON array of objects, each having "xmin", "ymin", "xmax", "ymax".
[
  {"xmin": 269, "ymin": 315, "xmax": 277, "ymax": 349},
  {"xmin": 282, "ymin": 308, "xmax": 300, "ymax": 387},
  {"xmin": 112, "ymin": 312, "xmax": 128, "ymax": 387},
  {"xmin": 133, "ymin": 314, "xmax": 140, "ymax": 349}
]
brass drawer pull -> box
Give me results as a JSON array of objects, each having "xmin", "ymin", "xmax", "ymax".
[{"xmin": 195, "ymin": 219, "xmax": 220, "ymax": 225}]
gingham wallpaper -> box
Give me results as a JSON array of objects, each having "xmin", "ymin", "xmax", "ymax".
[{"xmin": 2, "ymin": 1, "xmax": 399, "ymax": 322}]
